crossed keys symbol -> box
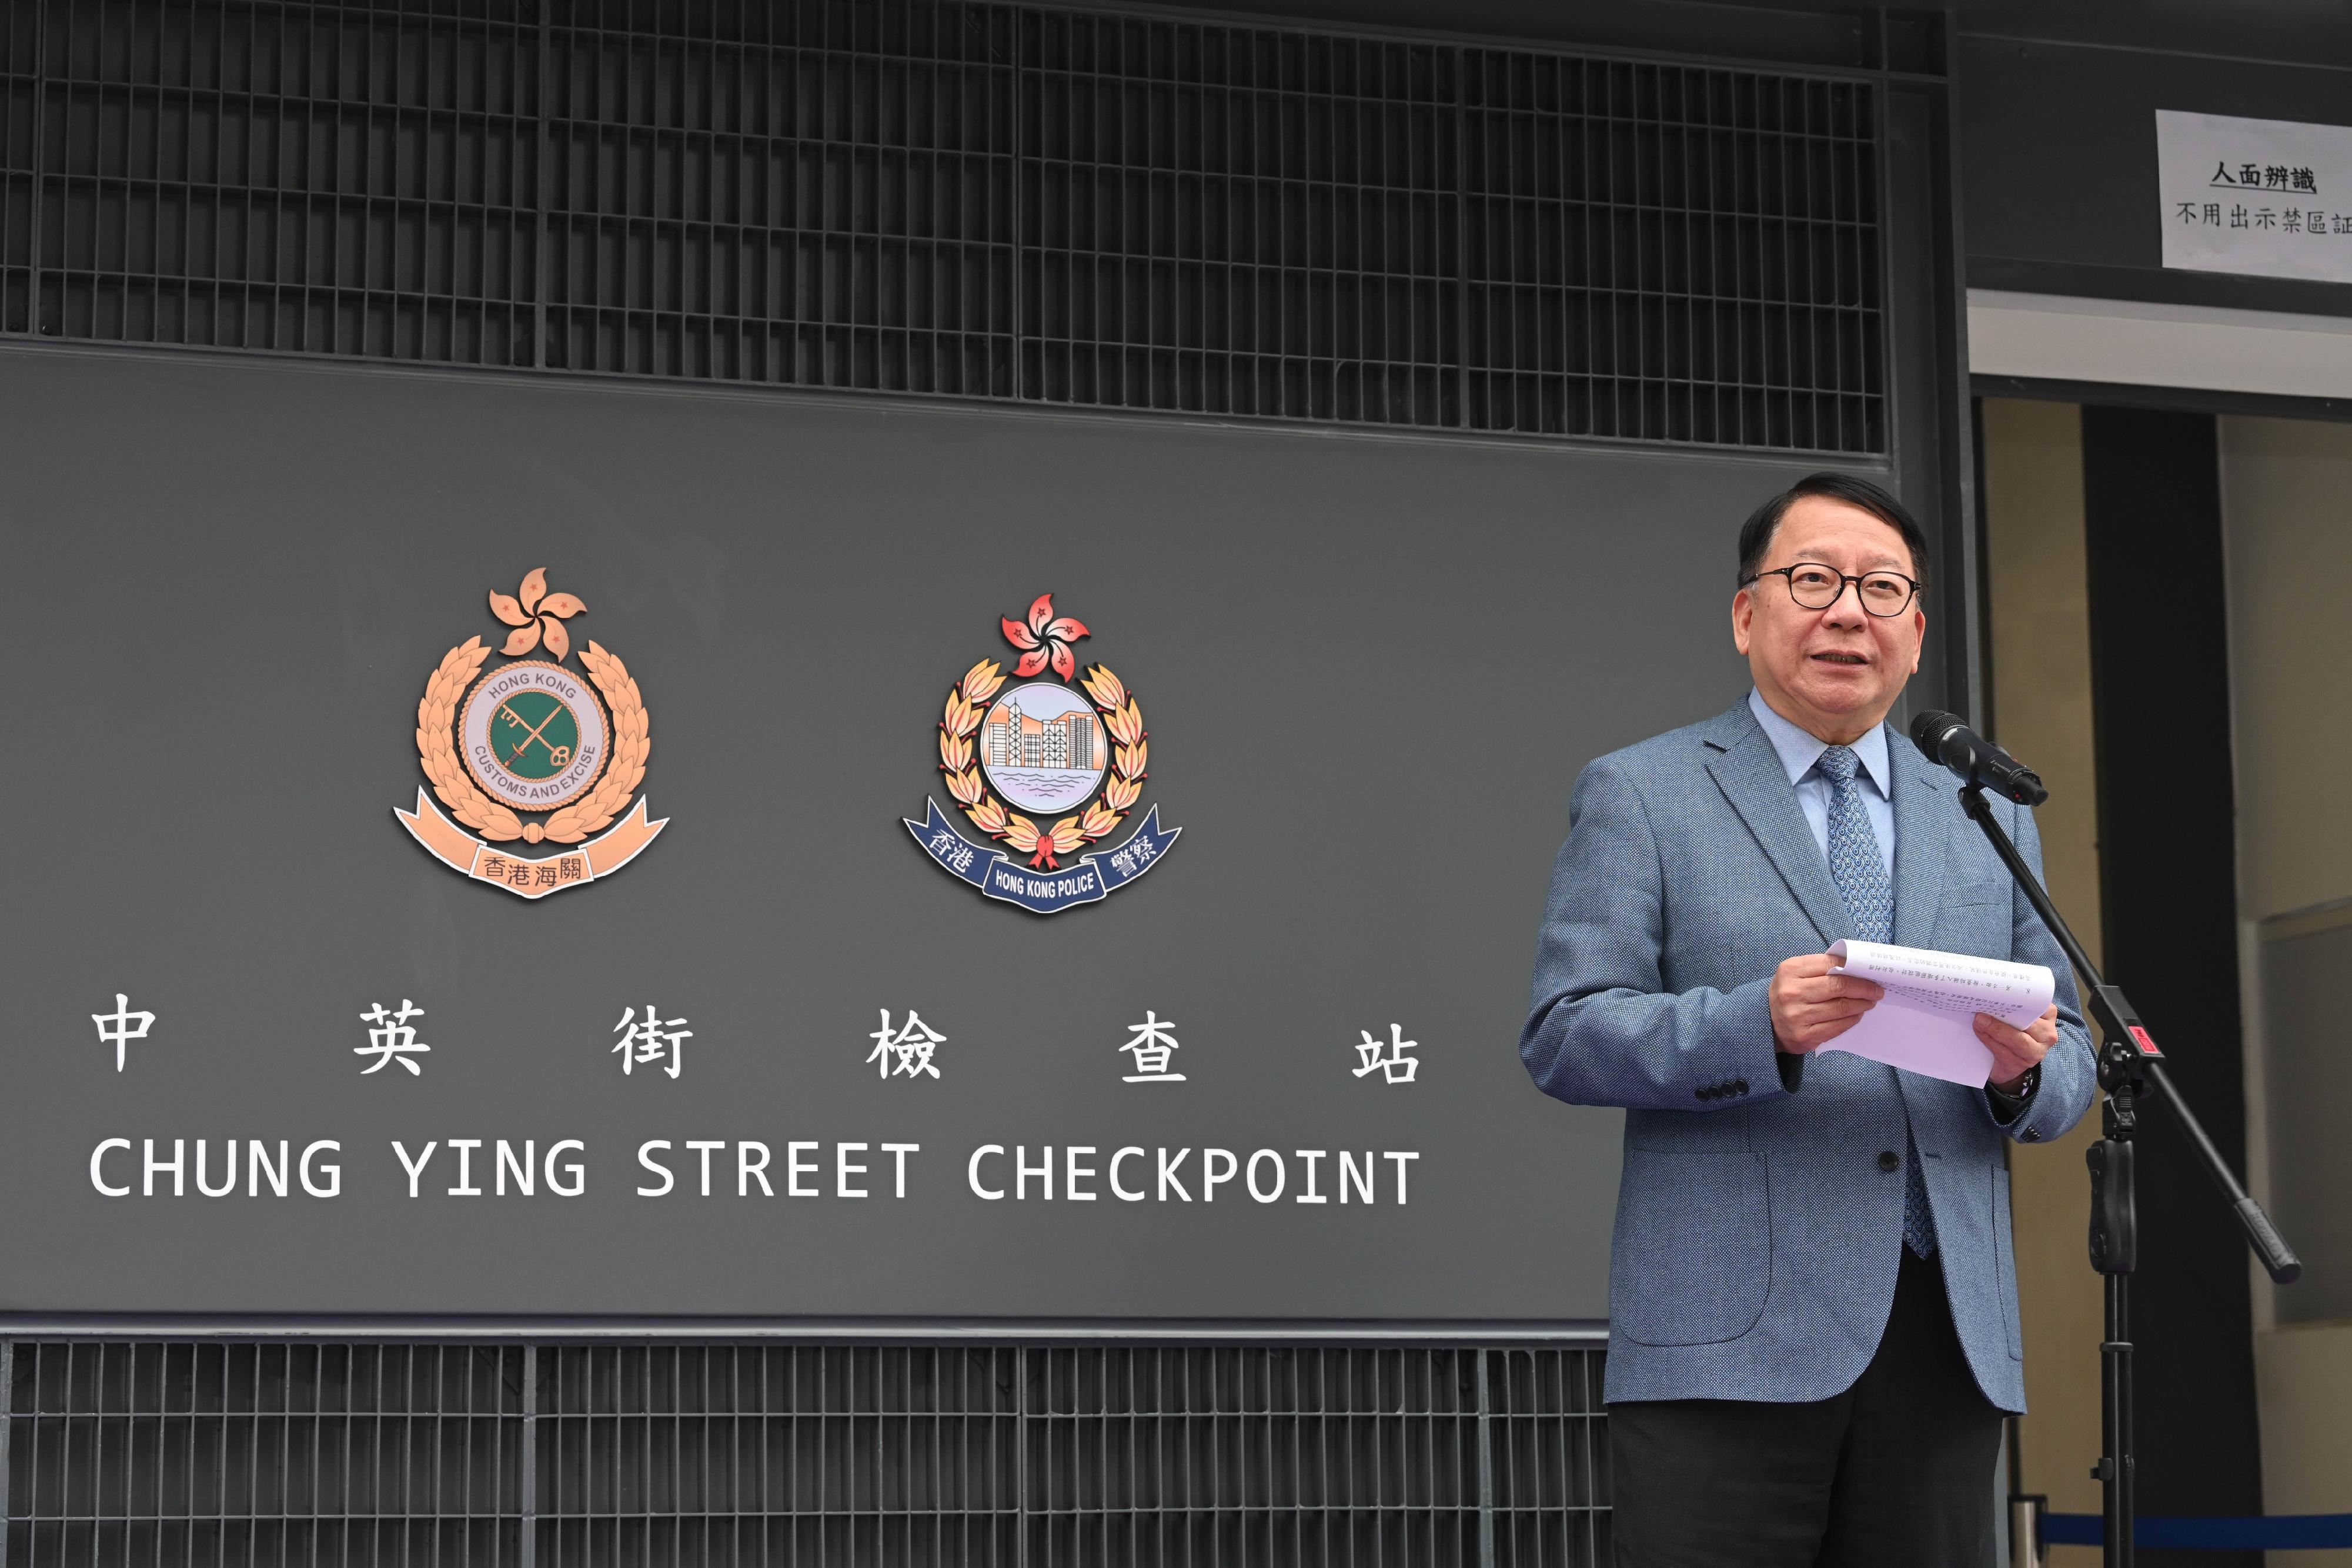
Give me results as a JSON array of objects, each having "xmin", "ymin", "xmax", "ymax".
[{"xmin": 499, "ymin": 701, "xmax": 573, "ymax": 769}]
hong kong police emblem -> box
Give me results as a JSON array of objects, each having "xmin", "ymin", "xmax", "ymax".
[
  {"xmin": 394, "ymin": 568, "xmax": 665, "ymax": 898},
  {"xmin": 907, "ymin": 595, "xmax": 1179, "ymax": 914}
]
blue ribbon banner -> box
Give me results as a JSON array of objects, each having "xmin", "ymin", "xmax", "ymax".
[{"xmin": 904, "ymin": 797, "xmax": 1181, "ymax": 914}]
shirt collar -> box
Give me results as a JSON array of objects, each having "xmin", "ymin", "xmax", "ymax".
[{"xmin": 1747, "ymin": 688, "xmax": 1893, "ymax": 800}]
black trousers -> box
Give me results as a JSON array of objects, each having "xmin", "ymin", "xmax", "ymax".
[{"xmin": 1607, "ymin": 1247, "xmax": 2004, "ymax": 1568}]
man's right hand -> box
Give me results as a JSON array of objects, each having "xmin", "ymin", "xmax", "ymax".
[{"xmin": 1769, "ymin": 951, "xmax": 1884, "ymax": 1054}]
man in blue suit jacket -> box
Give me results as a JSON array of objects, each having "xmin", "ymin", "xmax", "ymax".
[{"xmin": 1521, "ymin": 473, "xmax": 2096, "ymax": 1567}]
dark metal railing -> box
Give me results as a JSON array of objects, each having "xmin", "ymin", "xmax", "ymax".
[
  {"xmin": 0, "ymin": 0, "xmax": 1885, "ymax": 454},
  {"xmin": 2, "ymin": 1340, "xmax": 1609, "ymax": 1566}
]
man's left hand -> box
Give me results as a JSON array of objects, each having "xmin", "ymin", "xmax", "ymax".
[{"xmin": 1976, "ymin": 1005, "xmax": 2059, "ymax": 1094}]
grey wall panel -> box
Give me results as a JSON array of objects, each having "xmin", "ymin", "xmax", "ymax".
[
  {"xmin": 2259, "ymin": 915, "xmax": 2352, "ymax": 1324},
  {"xmin": 0, "ymin": 345, "xmax": 1877, "ymax": 1323},
  {"xmin": 1959, "ymin": 34, "xmax": 2352, "ymax": 318}
]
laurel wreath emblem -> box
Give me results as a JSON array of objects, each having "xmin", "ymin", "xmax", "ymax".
[
  {"xmin": 415, "ymin": 570, "xmax": 652, "ymax": 847},
  {"xmin": 936, "ymin": 601, "xmax": 1147, "ymax": 870}
]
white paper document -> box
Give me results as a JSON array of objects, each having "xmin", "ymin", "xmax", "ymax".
[
  {"xmin": 1819, "ymin": 940, "xmax": 2054, "ymax": 1088},
  {"xmin": 2155, "ymin": 110, "xmax": 2352, "ymax": 286}
]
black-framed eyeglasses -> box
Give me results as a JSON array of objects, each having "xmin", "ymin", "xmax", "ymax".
[{"xmin": 1742, "ymin": 562, "xmax": 1924, "ymax": 617}]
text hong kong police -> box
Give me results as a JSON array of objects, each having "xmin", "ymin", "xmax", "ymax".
[{"xmin": 86, "ymin": 1139, "xmax": 1423, "ymax": 1205}]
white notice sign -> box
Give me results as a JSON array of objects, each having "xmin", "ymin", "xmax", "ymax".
[{"xmin": 2156, "ymin": 110, "xmax": 2352, "ymax": 284}]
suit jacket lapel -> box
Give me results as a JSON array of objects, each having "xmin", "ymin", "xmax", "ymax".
[
  {"xmin": 1890, "ymin": 728, "xmax": 1952, "ymax": 950},
  {"xmin": 1703, "ymin": 706, "xmax": 1855, "ymax": 947}
]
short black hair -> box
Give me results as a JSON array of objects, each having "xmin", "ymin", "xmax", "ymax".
[{"xmin": 1736, "ymin": 473, "xmax": 1929, "ymax": 589}]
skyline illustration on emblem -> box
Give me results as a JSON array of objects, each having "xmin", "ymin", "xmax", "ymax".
[
  {"xmin": 907, "ymin": 594, "xmax": 1178, "ymax": 914},
  {"xmin": 395, "ymin": 567, "xmax": 666, "ymax": 898}
]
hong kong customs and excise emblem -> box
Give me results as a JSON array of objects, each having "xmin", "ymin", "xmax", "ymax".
[
  {"xmin": 395, "ymin": 568, "xmax": 665, "ymax": 898},
  {"xmin": 907, "ymin": 595, "xmax": 1179, "ymax": 914}
]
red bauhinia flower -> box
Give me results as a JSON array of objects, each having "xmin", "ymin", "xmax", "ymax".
[{"xmin": 1001, "ymin": 593, "xmax": 1090, "ymax": 680}]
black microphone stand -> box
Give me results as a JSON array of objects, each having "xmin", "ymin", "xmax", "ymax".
[{"xmin": 1957, "ymin": 785, "xmax": 2300, "ymax": 1568}]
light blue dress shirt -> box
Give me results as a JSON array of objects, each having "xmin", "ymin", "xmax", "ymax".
[
  {"xmin": 1746, "ymin": 689, "xmax": 2036, "ymax": 1113},
  {"xmin": 1746, "ymin": 688, "xmax": 1895, "ymax": 879}
]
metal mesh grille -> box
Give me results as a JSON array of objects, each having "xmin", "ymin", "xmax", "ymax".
[
  {"xmin": 8, "ymin": 0, "xmax": 1884, "ymax": 454},
  {"xmin": 0, "ymin": 8, "xmax": 34, "ymax": 332},
  {"xmin": 1487, "ymin": 1348, "xmax": 1607, "ymax": 1568},
  {"xmin": 5, "ymin": 1343, "xmax": 1608, "ymax": 1567},
  {"xmin": 539, "ymin": 1345, "xmax": 1020, "ymax": 1566},
  {"xmin": 27, "ymin": 0, "xmax": 542, "ymax": 359},
  {"xmin": 4, "ymin": 1342, "xmax": 526, "ymax": 1566},
  {"xmin": 1025, "ymin": 1348, "xmax": 1480, "ymax": 1566},
  {"xmin": 1017, "ymin": 18, "xmax": 1456, "ymax": 426},
  {"xmin": 541, "ymin": 2, "xmax": 1021, "ymax": 389},
  {"xmin": 1461, "ymin": 55, "xmax": 1880, "ymax": 450}
]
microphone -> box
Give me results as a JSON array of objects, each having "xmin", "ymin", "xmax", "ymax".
[{"xmin": 1907, "ymin": 710, "xmax": 2049, "ymax": 806}]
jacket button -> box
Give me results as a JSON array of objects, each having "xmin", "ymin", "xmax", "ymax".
[
  {"xmin": 1877, "ymin": 1149, "xmax": 1901, "ymax": 1172},
  {"xmin": 1733, "ymin": 1078, "xmax": 1749, "ymax": 1095},
  {"xmin": 2022, "ymin": 1129, "xmax": 2040, "ymax": 1143},
  {"xmin": 1693, "ymin": 1086, "xmax": 1710, "ymax": 1101}
]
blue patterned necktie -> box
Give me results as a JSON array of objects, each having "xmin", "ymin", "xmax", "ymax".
[{"xmin": 1817, "ymin": 744, "xmax": 1937, "ymax": 1259}]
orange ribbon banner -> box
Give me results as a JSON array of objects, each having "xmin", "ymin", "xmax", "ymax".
[{"xmin": 393, "ymin": 790, "xmax": 666, "ymax": 898}]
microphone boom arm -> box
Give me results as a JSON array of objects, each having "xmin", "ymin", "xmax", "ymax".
[
  {"xmin": 1956, "ymin": 783, "xmax": 2298, "ymax": 1283},
  {"xmin": 1959, "ymin": 784, "xmax": 2296, "ymax": 1568}
]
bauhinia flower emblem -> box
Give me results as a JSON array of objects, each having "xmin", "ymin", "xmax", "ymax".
[
  {"xmin": 488, "ymin": 567, "xmax": 588, "ymax": 661},
  {"xmin": 909, "ymin": 593, "xmax": 1180, "ymax": 912},
  {"xmin": 1000, "ymin": 593, "xmax": 1090, "ymax": 680},
  {"xmin": 934, "ymin": 598, "xmax": 1150, "ymax": 870},
  {"xmin": 397, "ymin": 566, "xmax": 664, "ymax": 900}
]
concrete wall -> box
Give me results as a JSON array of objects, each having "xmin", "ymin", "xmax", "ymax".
[
  {"xmin": 2218, "ymin": 414, "xmax": 2352, "ymax": 1565},
  {"xmin": 2224, "ymin": 417, "xmax": 2352, "ymax": 917},
  {"xmin": 1984, "ymin": 403, "xmax": 2352, "ymax": 1560},
  {"xmin": 1980, "ymin": 397, "xmax": 2105, "ymax": 1550}
]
